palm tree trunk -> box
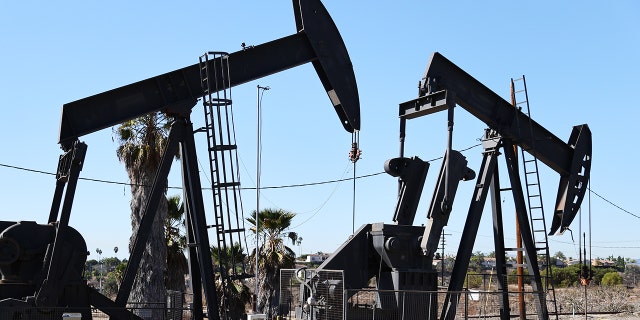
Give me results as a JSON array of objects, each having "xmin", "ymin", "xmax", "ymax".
[{"xmin": 128, "ymin": 169, "xmax": 168, "ymax": 319}]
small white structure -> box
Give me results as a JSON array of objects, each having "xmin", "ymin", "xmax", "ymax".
[{"xmin": 306, "ymin": 253, "xmax": 330, "ymax": 263}]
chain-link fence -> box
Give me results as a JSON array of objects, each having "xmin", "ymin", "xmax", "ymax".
[{"xmin": 280, "ymin": 268, "xmax": 345, "ymax": 320}]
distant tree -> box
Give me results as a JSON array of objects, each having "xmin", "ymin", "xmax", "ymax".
[
  {"xmin": 464, "ymin": 272, "xmax": 483, "ymax": 289},
  {"xmin": 103, "ymin": 271, "xmax": 120, "ymax": 298},
  {"xmin": 85, "ymin": 259, "xmax": 99, "ymax": 275},
  {"xmin": 469, "ymin": 251, "xmax": 485, "ymax": 272},
  {"xmin": 114, "ymin": 262, "xmax": 127, "ymax": 286},
  {"xmin": 102, "ymin": 257, "xmax": 122, "ymax": 272},
  {"xmin": 434, "ymin": 255, "xmax": 455, "ymax": 276},
  {"xmin": 554, "ymin": 251, "xmax": 566, "ymax": 261},
  {"xmin": 551, "ymin": 265, "xmax": 581, "ymax": 287},
  {"xmin": 508, "ymin": 268, "xmax": 530, "ymax": 285},
  {"xmin": 593, "ymin": 267, "xmax": 618, "ymax": 285},
  {"xmin": 601, "ymin": 272, "xmax": 623, "ymax": 286},
  {"xmin": 614, "ymin": 256, "xmax": 626, "ymax": 271}
]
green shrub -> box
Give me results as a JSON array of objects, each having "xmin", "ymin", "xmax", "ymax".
[
  {"xmin": 601, "ymin": 272, "xmax": 622, "ymax": 286},
  {"xmin": 465, "ymin": 272, "xmax": 483, "ymax": 289}
]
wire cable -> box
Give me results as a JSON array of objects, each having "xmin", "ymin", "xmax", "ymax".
[{"xmin": 3, "ymin": 143, "xmax": 639, "ymax": 223}]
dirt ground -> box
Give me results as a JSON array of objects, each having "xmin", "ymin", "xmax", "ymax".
[{"xmin": 558, "ymin": 313, "xmax": 640, "ymax": 319}]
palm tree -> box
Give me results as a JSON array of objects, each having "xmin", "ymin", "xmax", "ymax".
[
  {"xmin": 166, "ymin": 194, "xmax": 188, "ymax": 292},
  {"xmin": 116, "ymin": 112, "xmax": 171, "ymax": 318},
  {"xmin": 246, "ymin": 208, "xmax": 298, "ymax": 316},
  {"xmin": 211, "ymin": 243, "xmax": 252, "ymax": 319}
]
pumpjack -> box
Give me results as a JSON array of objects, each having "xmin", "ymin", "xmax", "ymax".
[
  {"xmin": 297, "ymin": 52, "xmax": 591, "ymax": 320},
  {"xmin": 0, "ymin": 0, "xmax": 359, "ymax": 319}
]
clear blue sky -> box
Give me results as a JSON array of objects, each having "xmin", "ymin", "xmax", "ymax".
[{"xmin": 1, "ymin": 1, "xmax": 639, "ymax": 263}]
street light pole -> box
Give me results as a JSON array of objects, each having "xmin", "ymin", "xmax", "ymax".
[
  {"xmin": 96, "ymin": 248, "xmax": 103, "ymax": 293},
  {"xmin": 255, "ymin": 85, "xmax": 269, "ymax": 313}
]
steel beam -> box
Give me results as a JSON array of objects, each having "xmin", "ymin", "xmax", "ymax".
[
  {"xmin": 400, "ymin": 52, "xmax": 592, "ymax": 235},
  {"xmin": 59, "ymin": 0, "xmax": 359, "ymax": 145}
]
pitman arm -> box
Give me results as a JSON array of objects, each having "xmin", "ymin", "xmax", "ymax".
[{"xmin": 421, "ymin": 150, "xmax": 475, "ymax": 264}]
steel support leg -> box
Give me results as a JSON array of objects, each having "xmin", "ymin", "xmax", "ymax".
[
  {"xmin": 502, "ymin": 139, "xmax": 548, "ymax": 320},
  {"xmin": 37, "ymin": 140, "xmax": 87, "ymax": 307},
  {"xmin": 185, "ymin": 208, "xmax": 204, "ymax": 320},
  {"xmin": 489, "ymin": 161, "xmax": 511, "ymax": 320},
  {"xmin": 179, "ymin": 117, "xmax": 221, "ymax": 320},
  {"xmin": 441, "ymin": 145, "xmax": 499, "ymax": 320}
]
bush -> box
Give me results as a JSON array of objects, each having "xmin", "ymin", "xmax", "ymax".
[
  {"xmin": 551, "ymin": 265, "xmax": 580, "ymax": 287},
  {"xmin": 592, "ymin": 267, "xmax": 618, "ymax": 285},
  {"xmin": 465, "ymin": 272, "xmax": 483, "ymax": 289},
  {"xmin": 507, "ymin": 268, "xmax": 530, "ymax": 285},
  {"xmin": 601, "ymin": 272, "xmax": 623, "ymax": 286}
]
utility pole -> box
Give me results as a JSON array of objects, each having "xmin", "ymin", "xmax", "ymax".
[
  {"xmin": 96, "ymin": 248, "xmax": 103, "ymax": 293},
  {"xmin": 510, "ymin": 79, "xmax": 526, "ymax": 320},
  {"xmin": 439, "ymin": 230, "xmax": 451, "ymax": 286}
]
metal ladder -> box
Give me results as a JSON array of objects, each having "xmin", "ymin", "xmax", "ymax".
[
  {"xmin": 511, "ymin": 76, "xmax": 559, "ymax": 319},
  {"xmin": 198, "ymin": 52, "xmax": 251, "ymax": 307}
]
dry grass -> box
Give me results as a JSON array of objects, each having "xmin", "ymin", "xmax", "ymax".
[{"xmin": 555, "ymin": 286, "xmax": 640, "ymax": 318}]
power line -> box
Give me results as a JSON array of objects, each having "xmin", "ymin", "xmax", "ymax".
[
  {"xmin": 0, "ymin": 161, "xmax": 384, "ymax": 190},
  {"xmin": 588, "ymin": 187, "xmax": 640, "ymax": 220},
  {"xmin": 3, "ymin": 143, "xmax": 640, "ymax": 222}
]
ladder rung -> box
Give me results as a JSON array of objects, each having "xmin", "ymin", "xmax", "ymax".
[
  {"xmin": 531, "ymin": 217, "xmax": 544, "ymax": 221},
  {"xmin": 203, "ymin": 98, "xmax": 232, "ymax": 107},
  {"xmin": 499, "ymin": 187, "xmax": 512, "ymax": 191},
  {"xmin": 211, "ymin": 145, "xmax": 237, "ymax": 151},
  {"xmin": 505, "ymin": 247, "xmax": 524, "ymax": 252},
  {"xmin": 214, "ymin": 182, "xmax": 240, "ymax": 188},
  {"xmin": 224, "ymin": 228, "xmax": 245, "ymax": 234},
  {"xmin": 524, "ymin": 159, "xmax": 536, "ymax": 163},
  {"xmin": 530, "ymin": 206, "xmax": 542, "ymax": 210},
  {"xmin": 529, "ymin": 194, "xmax": 540, "ymax": 198}
]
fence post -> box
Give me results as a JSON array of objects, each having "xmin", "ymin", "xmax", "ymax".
[
  {"xmin": 465, "ymin": 289, "xmax": 469, "ymax": 319},
  {"xmin": 343, "ymin": 289, "xmax": 347, "ymax": 320}
]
